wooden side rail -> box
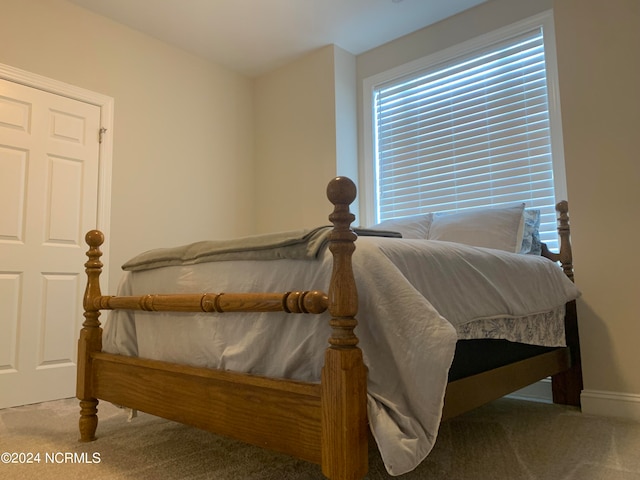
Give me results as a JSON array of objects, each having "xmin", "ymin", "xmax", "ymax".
[{"xmin": 443, "ymin": 348, "xmax": 571, "ymax": 420}]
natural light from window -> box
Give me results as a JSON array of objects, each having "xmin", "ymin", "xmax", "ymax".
[{"xmin": 363, "ymin": 12, "xmax": 566, "ymax": 251}]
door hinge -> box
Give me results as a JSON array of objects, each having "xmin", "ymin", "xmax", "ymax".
[{"xmin": 99, "ymin": 127, "xmax": 107, "ymax": 144}]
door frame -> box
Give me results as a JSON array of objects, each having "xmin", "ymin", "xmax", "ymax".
[{"xmin": 0, "ymin": 62, "xmax": 113, "ymax": 284}]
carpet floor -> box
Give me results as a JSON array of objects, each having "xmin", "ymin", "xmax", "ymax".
[{"xmin": 1, "ymin": 396, "xmax": 639, "ymax": 479}]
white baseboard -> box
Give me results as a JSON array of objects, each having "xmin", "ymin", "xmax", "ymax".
[
  {"xmin": 507, "ymin": 382, "xmax": 640, "ymax": 422},
  {"xmin": 581, "ymin": 389, "xmax": 640, "ymax": 422},
  {"xmin": 507, "ymin": 378, "xmax": 553, "ymax": 403}
]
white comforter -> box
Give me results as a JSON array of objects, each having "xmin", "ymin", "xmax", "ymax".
[{"xmin": 103, "ymin": 237, "xmax": 580, "ymax": 476}]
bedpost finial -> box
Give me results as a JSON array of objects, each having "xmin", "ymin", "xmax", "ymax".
[
  {"xmin": 86, "ymin": 230, "xmax": 104, "ymax": 248},
  {"xmin": 327, "ymin": 176, "xmax": 357, "ymax": 207},
  {"xmin": 556, "ymin": 200, "xmax": 569, "ymax": 215}
]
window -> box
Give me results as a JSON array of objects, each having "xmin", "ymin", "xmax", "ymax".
[{"xmin": 363, "ymin": 13, "xmax": 566, "ymax": 250}]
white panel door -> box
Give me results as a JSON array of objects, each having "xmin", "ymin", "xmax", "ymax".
[{"xmin": 0, "ymin": 78, "xmax": 101, "ymax": 408}]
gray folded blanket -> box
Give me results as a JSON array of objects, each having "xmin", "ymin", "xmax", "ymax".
[{"xmin": 122, "ymin": 226, "xmax": 401, "ymax": 272}]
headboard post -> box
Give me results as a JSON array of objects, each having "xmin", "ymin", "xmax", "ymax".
[
  {"xmin": 555, "ymin": 200, "xmax": 574, "ymax": 281},
  {"xmin": 543, "ymin": 201, "xmax": 582, "ymax": 406},
  {"xmin": 77, "ymin": 229, "xmax": 105, "ymax": 442},
  {"xmin": 541, "ymin": 201, "xmax": 575, "ymax": 282},
  {"xmin": 321, "ymin": 176, "xmax": 368, "ymax": 479}
]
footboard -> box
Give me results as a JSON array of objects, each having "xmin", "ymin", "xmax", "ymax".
[{"xmin": 76, "ymin": 176, "xmax": 368, "ymax": 480}]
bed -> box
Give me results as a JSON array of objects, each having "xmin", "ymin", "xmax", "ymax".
[{"xmin": 76, "ymin": 176, "xmax": 582, "ymax": 479}]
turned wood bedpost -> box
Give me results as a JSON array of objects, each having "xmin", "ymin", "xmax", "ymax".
[
  {"xmin": 542, "ymin": 201, "xmax": 574, "ymax": 281},
  {"xmin": 77, "ymin": 230, "xmax": 104, "ymax": 441},
  {"xmin": 321, "ymin": 177, "xmax": 368, "ymax": 480},
  {"xmin": 555, "ymin": 200, "xmax": 574, "ymax": 281},
  {"xmin": 544, "ymin": 201, "xmax": 583, "ymax": 406}
]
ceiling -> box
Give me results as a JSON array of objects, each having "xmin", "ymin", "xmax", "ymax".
[{"xmin": 68, "ymin": 0, "xmax": 486, "ymax": 77}]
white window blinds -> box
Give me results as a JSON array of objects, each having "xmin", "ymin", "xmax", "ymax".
[{"xmin": 373, "ymin": 26, "xmax": 562, "ymax": 248}]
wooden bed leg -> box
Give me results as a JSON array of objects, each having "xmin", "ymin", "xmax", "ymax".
[
  {"xmin": 552, "ymin": 300, "xmax": 583, "ymax": 406},
  {"xmin": 321, "ymin": 177, "xmax": 368, "ymax": 480},
  {"xmin": 77, "ymin": 230, "xmax": 104, "ymax": 442}
]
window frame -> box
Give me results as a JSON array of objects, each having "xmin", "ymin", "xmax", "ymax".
[{"xmin": 361, "ymin": 11, "xmax": 566, "ymax": 230}]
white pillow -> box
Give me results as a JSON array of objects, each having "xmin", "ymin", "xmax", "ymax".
[
  {"xmin": 369, "ymin": 213, "xmax": 433, "ymax": 239},
  {"xmin": 428, "ymin": 204, "xmax": 525, "ymax": 252}
]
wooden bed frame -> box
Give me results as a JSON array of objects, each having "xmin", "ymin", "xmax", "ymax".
[{"xmin": 77, "ymin": 176, "xmax": 582, "ymax": 480}]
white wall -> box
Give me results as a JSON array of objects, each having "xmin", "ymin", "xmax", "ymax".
[
  {"xmin": 252, "ymin": 45, "xmax": 357, "ymax": 233},
  {"xmin": 334, "ymin": 47, "xmax": 360, "ymax": 220},
  {"xmin": 553, "ymin": 0, "xmax": 640, "ymax": 419},
  {"xmin": 0, "ymin": 0, "xmax": 255, "ymax": 293},
  {"xmin": 356, "ymin": 0, "xmax": 640, "ymax": 419}
]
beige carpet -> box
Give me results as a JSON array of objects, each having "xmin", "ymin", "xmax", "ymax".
[{"xmin": 1, "ymin": 397, "xmax": 639, "ymax": 479}]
